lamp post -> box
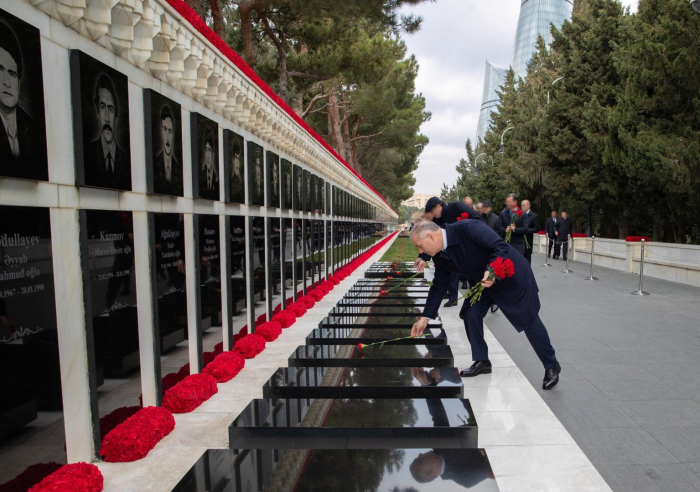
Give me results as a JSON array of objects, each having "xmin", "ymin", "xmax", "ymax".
[
  {"xmin": 474, "ymin": 153, "xmax": 493, "ymax": 166},
  {"xmin": 691, "ymin": 0, "xmax": 700, "ymax": 13},
  {"xmin": 499, "ymin": 127, "xmax": 514, "ymax": 154},
  {"xmin": 547, "ymin": 76, "xmax": 565, "ymax": 105}
]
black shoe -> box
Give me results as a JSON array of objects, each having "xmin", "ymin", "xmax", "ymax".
[
  {"xmin": 490, "ymin": 304, "xmax": 499, "ymax": 313},
  {"xmin": 444, "ymin": 299, "xmax": 458, "ymax": 308},
  {"xmin": 461, "ymin": 282, "xmax": 469, "ymax": 289},
  {"xmin": 543, "ymin": 363, "xmax": 561, "ymax": 390},
  {"xmin": 460, "ymin": 360, "xmax": 492, "ymax": 377},
  {"xmin": 443, "ymin": 293, "xmax": 450, "ymax": 299}
]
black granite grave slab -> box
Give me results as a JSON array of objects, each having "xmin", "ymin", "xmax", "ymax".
[
  {"xmin": 327, "ymin": 306, "xmax": 426, "ymax": 317},
  {"xmin": 337, "ymin": 299, "xmax": 428, "ymax": 306},
  {"xmin": 289, "ymin": 344, "xmax": 454, "ymax": 367},
  {"xmin": 306, "ymin": 327, "xmax": 447, "ymax": 345},
  {"xmin": 262, "ymin": 366, "xmax": 463, "ymax": 399},
  {"xmin": 172, "ymin": 447, "xmax": 499, "ymax": 491},
  {"xmin": 229, "ymin": 397, "xmax": 477, "ymax": 449},
  {"xmin": 364, "ymin": 270, "xmax": 424, "ymax": 279},
  {"xmin": 319, "ymin": 316, "xmax": 442, "ymax": 329}
]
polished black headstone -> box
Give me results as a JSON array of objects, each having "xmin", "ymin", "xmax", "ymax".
[
  {"xmin": 306, "ymin": 327, "xmax": 446, "ymax": 345},
  {"xmin": 289, "ymin": 344, "xmax": 454, "ymax": 367},
  {"xmin": 172, "ymin": 447, "xmax": 499, "ymax": 491},
  {"xmin": 328, "ymin": 306, "xmax": 426, "ymax": 317},
  {"xmin": 337, "ymin": 299, "xmax": 428, "ymax": 306},
  {"xmin": 229, "ymin": 397, "xmax": 477, "ymax": 449},
  {"xmin": 319, "ymin": 316, "xmax": 441, "ymax": 329},
  {"xmin": 262, "ymin": 366, "xmax": 463, "ymax": 399}
]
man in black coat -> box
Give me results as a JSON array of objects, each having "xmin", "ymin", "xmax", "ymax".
[
  {"xmin": 410, "ymin": 219, "xmax": 560, "ymax": 389},
  {"xmin": 415, "ymin": 197, "xmax": 479, "ymax": 309},
  {"xmin": 479, "ymin": 201, "xmax": 499, "ymax": 232},
  {"xmin": 522, "ymin": 200, "xmax": 538, "ymax": 265},
  {"xmin": 545, "ymin": 211, "xmax": 558, "ymax": 259},
  {"xmin": 497, "ymin": 194, "xmax": 528, "ymax": 256},
  {"xmin": 555, "ymin": 211, "xmax": 573, "ymax": 261},
  {"xmin": 410, "ymin": 448, "xmax": 494, "ymax": 487}
]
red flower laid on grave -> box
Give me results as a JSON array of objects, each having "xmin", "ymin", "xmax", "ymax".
[
  {"xmin": 0, "ymin": 462, "xmax": 63, "ymax": 492},
  {"xmin": 625, "ymin": 236, "xmax": 651, "ymax": 242},
  {"xmin": 297, "ymin": 295, "xmax": 316, "ymax": 309},
  {"xmin": 287, "ymin": 301, "xmax": 307, "ymax": 317},
  {"xmin": 233, "ymin": 334, "xmax": 267, "ymax": 359},
  {"xmin": 203, "ymin": 352, "xmax": 245, "ymax": 383},
  {"xmin": 99, "ymin": 406, "xmax": 141, "ymax": 439},
  {"xmin": 27, "ymin": 463, "xmax": 103, "ymax": 492},
  {"xmin": 272, "ymin": 310, "xmax": 297, "ymax": 328},
  {"xmin": 308, "ymin": 289, "xmax": 325, "ymax": 301},
  {"xmin": 386, "ymin": 276, "xmax": 393, "ymax": 280},
  {"xmin": 100, "ymin": 407, "xmax": 175, "ymax": 462},
  {"xmin": 162, "ymin": 374, "xmax": 218, "ymax": 414},
  {"xmin": 255, "ymin": 321, "xmax": 283, "ymax": 342}
]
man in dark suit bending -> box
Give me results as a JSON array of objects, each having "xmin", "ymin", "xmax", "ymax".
[{"xmin": 410, "ymin": 219, "xmax": 561, "ymax": 389}]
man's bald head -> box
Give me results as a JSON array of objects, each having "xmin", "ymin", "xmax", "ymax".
[{"xmin": 521, "ymin": 200, "xmax": 531, "ymax": 212}]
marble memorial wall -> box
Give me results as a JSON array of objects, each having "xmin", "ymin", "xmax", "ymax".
[{"xmin": 0, "ymin": 0, "xmax": 396, "ymax": 483}]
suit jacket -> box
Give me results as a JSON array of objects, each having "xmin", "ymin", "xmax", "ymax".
[
  {"xmin": 556, "ymin": 217, "xmax": 573, "ymax": 240},
  {"xmin": 480, "ymin": 212, "xmax": 499, "ymax": 232},
  {"xmin": 153, "ymin": 151, "xmax": 183, "ymax": 196},
  {"xmin": 84, "ymin": 138, "xmax": 131, "ymax": 190},
  {"xmin": 198, "ymin": 166, "xmax": 219, "ymax": 200},
  {"xmin": 423, "ymin": 220, "xmax": 541, "ymax": 332},
  {"xmin": 545, "ymin": 217, "xmax": 558, "ymax": 237},
  {"xmin": 498, "ymin": 207, "xmax": 528, "ymax": 250},
  {"xmin": 0, "ymin": 107, "xmax": 48, "ymax": 181},
  {"xmin": 418, "ymin": 201, "xmax": 479, "ymax": 261},
  {"xmin": 524, "ymin": 210, "xmax": 538, "ymax": 252},
  {"xmin": 433, "ymin": 449, "xmax": 491, "ymax": 488}
]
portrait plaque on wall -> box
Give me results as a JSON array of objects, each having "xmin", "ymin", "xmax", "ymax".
[
  {"xmin": 247, "ymin": 142, "xmax": 264, "ymax": 206},
  {"xmin": 0, "ymin": 9, "xmax": 49, "ymax": 181},
  {"xmin": 316, "ymin": 177, "xmax": 324, "ymax": 214},
  {"xmin": 303, "ymin": 170, "xmax": 312, "ymax": 213},
  {"xmin": 191, "ymin": 113, "xmax": 219, "ymax": 200},
  {"xmin": 223, "ymin": 130, "xmax": 245, "ymax": 204},
  {"xmin": 266, "ymin": 151, "xmax": 280, "ymax": 208},
  {"xmin": 293, "ymin": 164, "xmax": 302, "ymax": 212},
  {"xmin": 70, "ymin": 51, "xmax": 131, "ymax": 191},
  {"xmin": 198, "ymin": 215, "xmax": 221, "ymax": 328},
  {"xmin": 326, "ymin": 182, "xmax": 331, "ymax": 215},
  {"xmin": 144, "ymin": 90, "xmax": 183, "ymax": 197},
  {"xmin": 281, "ymin": 159, "xmax": 292, "ymax": 210}
]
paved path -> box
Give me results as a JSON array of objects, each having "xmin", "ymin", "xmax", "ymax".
[{"xmin": 483, "ymin": 252, "xmax": 700, "ymax": 492}]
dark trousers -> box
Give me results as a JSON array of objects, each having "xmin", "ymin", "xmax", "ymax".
[
  {"xmin": 547, "ymin": 235, "xmax": 555, "ymax": 257},
  {"xmin": 553, "ymin": 239, "xmax": 568, "ymax": 260},
  {"xmin": 462, "ymin": 295, "xmax": 557, "ymax": 370},
  {"xmin": 524, "ymin": 245, "xmax": 533, "ymax": 265},
  {"xmin": 446, "ymin": 272, "xmax": 460, "ymax": 302}
]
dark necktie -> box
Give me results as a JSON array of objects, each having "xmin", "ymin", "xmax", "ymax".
[{"xmin": 106, "ymin": 152, "xmax": 113, "ymax": 173}]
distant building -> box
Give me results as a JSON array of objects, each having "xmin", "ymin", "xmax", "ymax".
[
  {"xmin": 402, "ymin": 193, "xmax": 435, "ymax": 210},
  {"xmin": 475, "ymin": 0, "xmax": 573, "ymax": 142}
]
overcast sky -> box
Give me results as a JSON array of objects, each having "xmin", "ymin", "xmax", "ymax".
[{"xmin": 401, "ymin": 0, "xmax": 638, "ymax": 195}]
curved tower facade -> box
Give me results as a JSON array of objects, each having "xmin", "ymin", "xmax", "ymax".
[
  {"xmin": 511, "ymin": 0, "xmax": 574, "ymax": 79},
  {"xmin": 476, "ymin": 61, "xmax": 507, "ymax": 142}
]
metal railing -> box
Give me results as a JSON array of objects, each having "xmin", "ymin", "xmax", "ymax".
[{"xmin": 631, "ymin": 239, "xmax": 650, "ymax": 296}]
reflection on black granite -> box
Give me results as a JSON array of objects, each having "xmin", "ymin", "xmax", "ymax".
[
  {"xmin": 198, "ymin": 214, "xmax": 221, "ymax": 329},
  {"xmin": 172, "ymin": 448, "xmax": 498, "ymax": 491},
  {"xmin": 306, "ymin": 327, "xmax": 447, "ymax": 345},
  {"xmin": 319, "ymin": 316, "xmax": 442, "ymax": 329},
  {"xmin": 289, "ymin": 343, "xmax": 454, "ymax": 367}
]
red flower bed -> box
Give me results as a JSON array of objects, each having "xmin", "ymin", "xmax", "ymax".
[
  {"xmin": 99, "ymin": 406, "xmax": 141, "ymax": 438},
  {"xmin": 99, "ymin": 406, "xmax": 175, "ymax": 462},
  {"xmin": 297, "ymin": 295, "xmax": 316, "ymax": 309},
  {"xmin": 0, "ymin": 462, "xmax": 63, "ymax": 492},
  {"xmin": 203, "ymin": 352, "xmax": 245, "ymax": 382},
  {"xmin": 571, "ymin": 233, "xmax": 588, "ymax": 238},
  {"xmin": 272, "ymin": 310, "xmax": 296, "ymax": 328},
  {"xmin": 308, "ymin": 289, "xmax": 324, "ymax": 302},
  {"xmin": 255, "ymin": 321, "xmax": 283, "ymax": 341},
  {"xmin": 329, "ymin": 275, "xmax": 340, "ymax": 285},
  {"xmin": 626, "ymin": 236, "xmax": 651, "ymax": 242},
  {"xmin": 287, "ymin": 301, "xmax": 308, "ymax": 317},
  {"xmin": 233, "ymin": 334, "xmax": 267, "ymax": 359},
  {"xmin": 27, "ymin": 463, "xmax": 103, "ymax": 492},
  {"xmin": 162, "ymin": 374, "xmax": 218, "ymax": 414},
  {"xmin": 538, "ymin": 231, "xmax": 546, "ymax": 235}
]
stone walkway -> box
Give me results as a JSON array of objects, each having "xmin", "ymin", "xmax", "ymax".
[{"xmin": 483, "ymin": 252, "xmax": 700, "ymax": 492}]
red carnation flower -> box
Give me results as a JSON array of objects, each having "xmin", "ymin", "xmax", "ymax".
[
  {"xmin": 287, "ymin": 301, "xmax": 307, "ymax": 317},
  {"xmin": 234, "ymin": 334, "xmax": 267, "ymax": 358},
  {"xmin": 100, "ymin": 406, "xmax": 175, "ymax": 461},
  {"xmin": 490, "ymin": 258, "xmax": 507, "ymax": 280},
  {"xmin": 203, "ymin": 352, "xmax": 245, "ymax": 382},
  {"xmin": 456, "ymin": 217, "xmax": 463, "ymax": 221},
  {"xmin": 255, "ymin": 321, "xmax": 283, "ymax": 342},
  {"xmin": 503, "ymin": 258, "xmax": 515, "ymax": 277},
  {"xmin": 461, "ymin": 212, "xmax": 469, "ymax": 218},
  {"xmin": 272, "ymin": 310, "xmax": 297, "ymax": 328},
  {"xmin": 99, "ymin": 406, "xmax": 141, "ymax": 439},
  {"xmin": 308, "ymin": 289, "xmax": 324, "ymax": 302},
  {"xmin": 28, "ymin": 463, "xmax": 103, "ymax": 492},
  {"xmin": 298, "ymin": 295, "xmax": 316, "ymax": 309},
  {"xmin": 1, "ymin": 462, "xmax": 63, "ymax": 492},
  {"xmin": 162, "ymin": 374, "xmax": 218, "ymax": 414},
  {"xmin": 386, "ymin": 276, "xmax": 393, "ymax": 280}
]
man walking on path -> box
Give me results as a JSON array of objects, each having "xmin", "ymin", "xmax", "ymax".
[
  {"xmin": 409, "ymin": 219, "xmax": 561, "ymax": 390},
  {"xmin": 545, "ymin": 211, "xmax": 558, "ymax": 259},
  {"xmin": 415, "ymin": 197, "xmax": 479, "ymax": 308},
  {"xmin": 555, "ymin": 211, "xmax": 573, "ymax": 261},
  {"xmin": 522, "ymin": 200, "xmax": 538, "ymax": 266}
]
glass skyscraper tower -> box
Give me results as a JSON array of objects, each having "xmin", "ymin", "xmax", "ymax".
[{"xmin": 476, "ymin": 0, "xmax": 573, "ymax": 142}]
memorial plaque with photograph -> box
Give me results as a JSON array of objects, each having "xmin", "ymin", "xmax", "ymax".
[
  {"xmin": 251, "ymin": 216, "xmax": 267, "ymax": 310},
  {"xmin": 248, "ymin": 142, "xmax": 264, "ymax": 206},
  {"xmin": 316, "ymin": 177, "xmax": 324, "ymax": 214},
  {"xmin": 152, "ymin": 213, "xmax": 187, "ymax": 381},
  {"xmin": 71, "ymin": 51, "xmax": 131, "ymax": 191},
  {"xmin": 198, "ymin": 215, "xmax": 221, "ymax": 329},
  {"xmin": 229, "ymin": 216, "xmax": 246, "ymax": 313},
  {"xmin": 82, "ymin": 210, "xmax": 138, "ymax": 378},
  {"xmin": 281, "ymin": 159, "xmax": 292, "ymax": 210},
  {"xmin": 223, "ymin": 130, "xmax": 245, "ymax": 204},
  {"xmin": 326, "ymin": 182, "xmax": 331, "ymax": 215},
  {"xmin": 191, "ymin": 113, "xmax": 219, "ymax": 200},
  {"xmin": 304, "ymin": 171, "xmax": 313, "ymax": 213},
  {"xmin": 293, "ymin": 164, "xmax": 302, "ymax": 212},
  {"xmin": 0, "ymin": 9, "xmax": 49, "ymax": 181},
  {"xmin": 266, "ymin": 151, "xmax": 280, "ymax": 208},
  {"xmin": 144, "ymin": 90, "xmax": 183, "ymax": 196}
]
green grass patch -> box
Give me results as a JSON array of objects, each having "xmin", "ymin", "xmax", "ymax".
[{"xmin": 380, "ymin": 237, "xmax": 419, "ymax": 262}]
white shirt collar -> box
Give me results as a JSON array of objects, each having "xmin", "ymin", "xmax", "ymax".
[
  {"xmin": 440, "ymin": 458, "xmax": 446, "ymax": 476},
  {"xmin": 441, "ymin": 228, "xmax": 448, "ymax": 251}
]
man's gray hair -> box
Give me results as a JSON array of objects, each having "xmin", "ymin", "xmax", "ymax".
[{"xmin": 410, "ymin": 220, "xmax": 440, "ymax": 240}]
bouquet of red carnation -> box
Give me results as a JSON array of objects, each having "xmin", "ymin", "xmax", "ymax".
[
  {"xmin": 1, "ymin": 462, "xmax": 63, "ymax": 492},
  {"xmin": 233, "ymin": 333, "xmax": 267, "ymax": 358},
  {"xmin": 329, "ymin": 276, "xmax": 340, "ymax": 285},
  {"xmin": 255, "ymin": 321, "xmax": 283, "ymax": 341},
  {"xmin": 99, "ymin": 406, "xmax": 141, "ymax": 439},
  {"xmin": 504, "ymin": 206, "xmax": 524, "ymax": 244},
  {"xmin": 203, "ymin": 351, "xmax": 245, "ymax": 382},
  {"xmin": 308, "ymin": 289, "xmax": 324, "ymax": 302},
  {"xmin": 287, "ymin": 301, "xmax": 307, "ymax": 317},
  {"xmin": 455, "ymin": 212, "xmax": 470, "ymax": 222},
  {"xmin": 162, "ymin": 374, "xmax": 218, "ymax": 414},
  {"xmin": 28, "ymin": 463, "xmax": 104, "ymax": 492},
  {"xmin": 100, "ymin": 406, "xmax": 175, "ymax": 461},
  {"xmin": 272, "ymin": 310, "xmax": 297, "ymax": 328},
  {"xmin": 464, "ymin": 257, "xmax": 515, "ymax": 306},
  {"xmin": 297, "ymin": 295, "xmax": 316, "ymax": 309}
]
